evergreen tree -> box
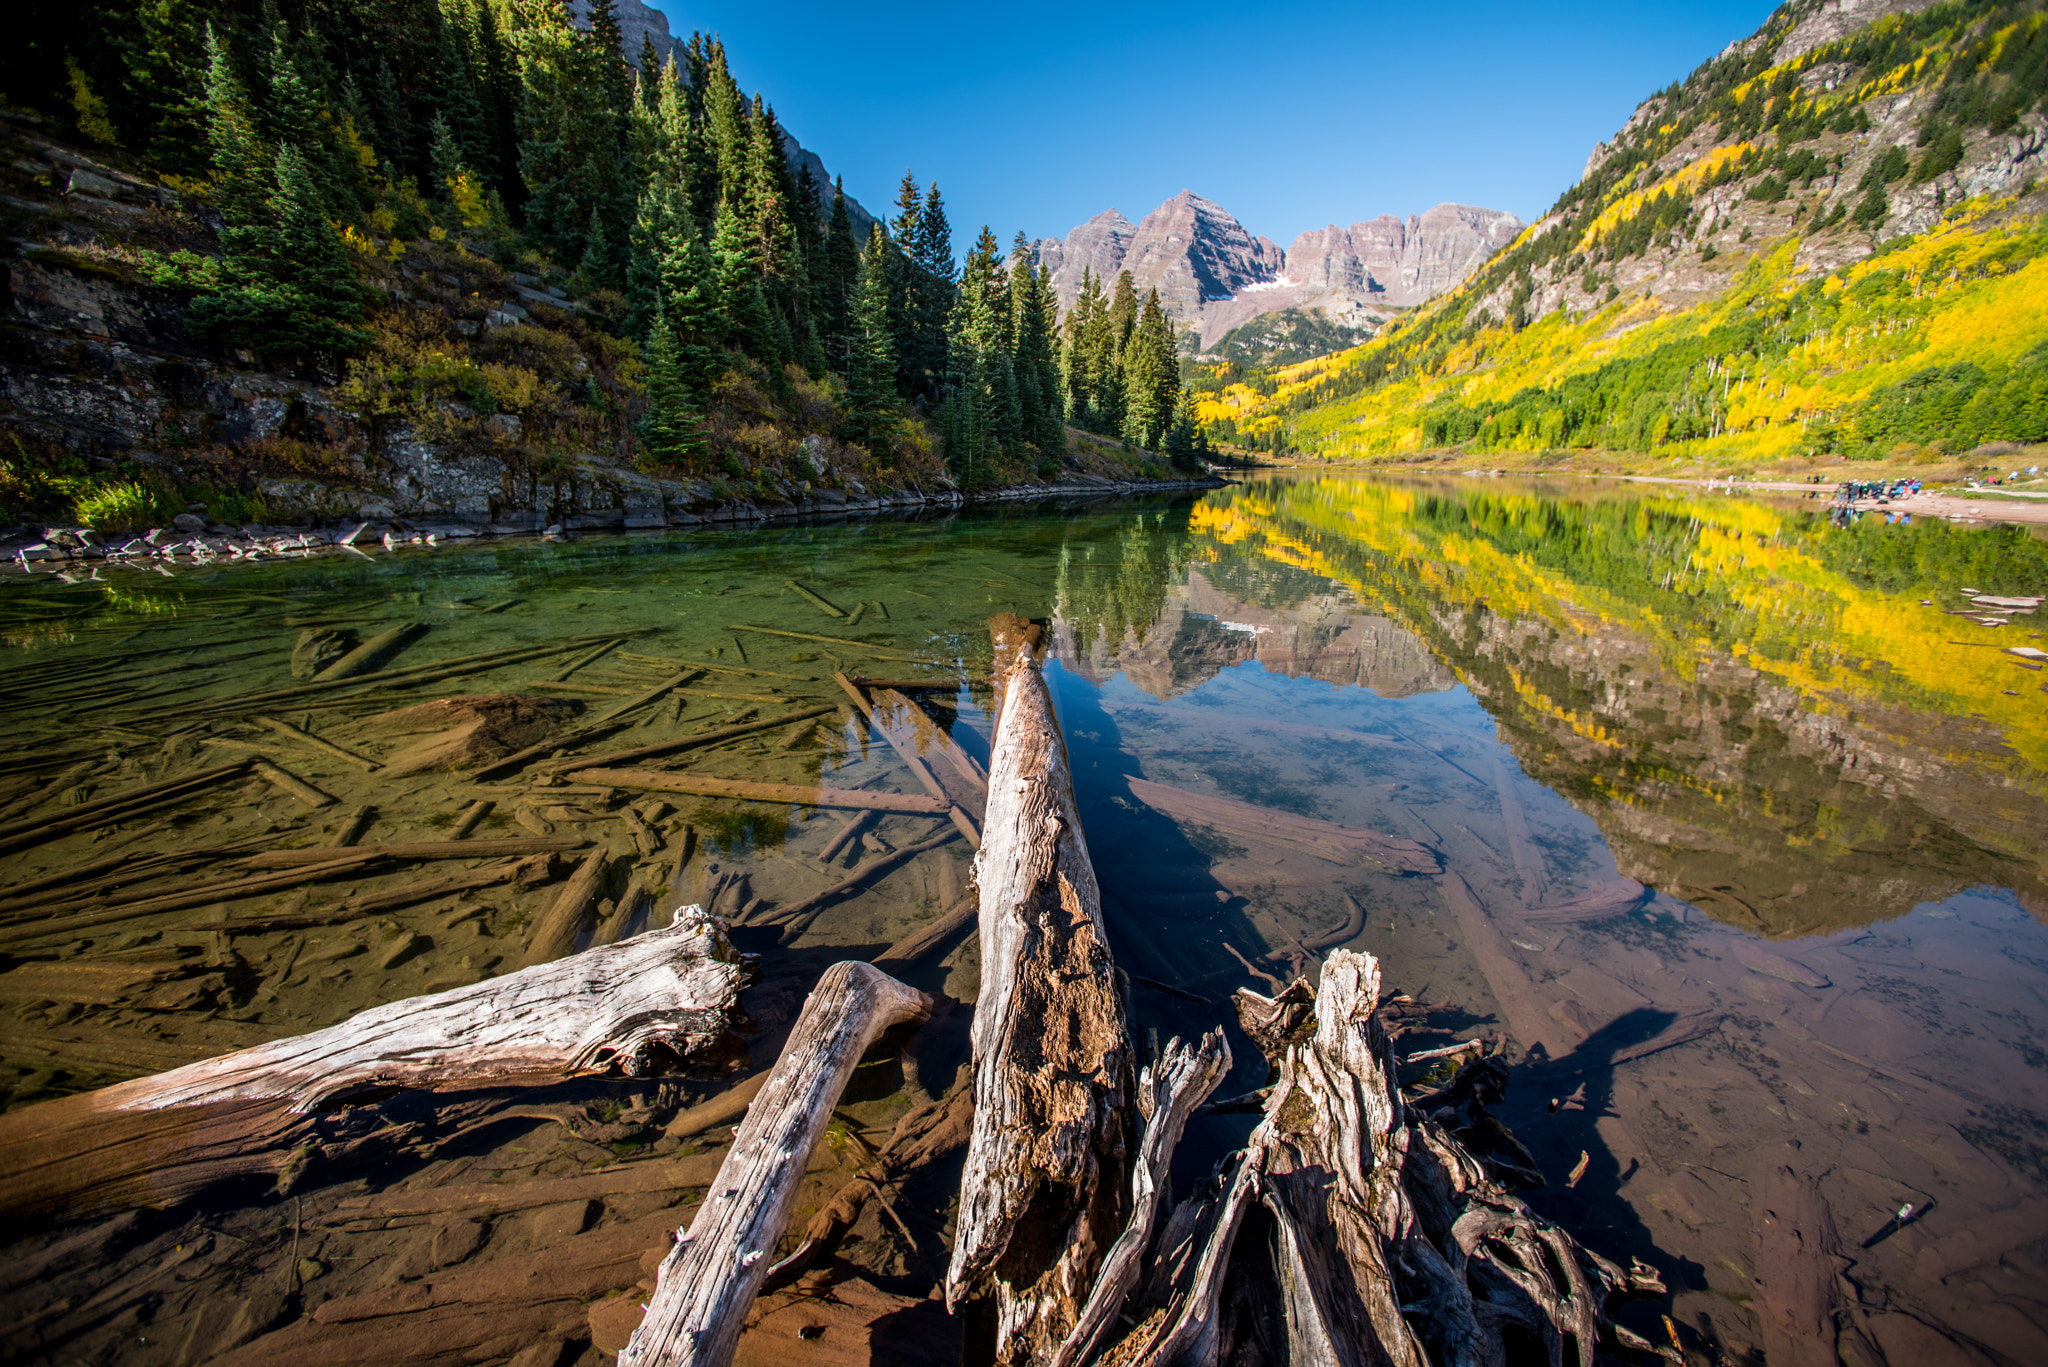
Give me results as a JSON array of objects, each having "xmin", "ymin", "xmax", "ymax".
[
  {"xmin": 1161, "ymin": 389, "xmax": 1206, "ymax": 473},
  {"xmin": 1009, "ymin": 242, "xmax": 1064, "ymax": 455},
  {"xmin": 712, "ymin": 201, "xmax": 778, "ymax": 365},
  {"xmin": 517, "ymin": 3, "xmax": 632, "ymax": 279},
  {"xmin": 1120, "ymin": 289, "xmax": 1179, "ymax": 449},
  {"xmin": 201, "ymin": 24, "xmax": 271, "ymax": 227},
  {"xmin": 940, "ymin": 226, "xmax": 1020, "ymax": 482},
  {"xmin": 818, "ymin": 178, "xmax": 860, "ymax": 368},
  {"xmin": 887, "ymin": 171, "xmax": 924, "ymax": 394},
  {"xmin": 188, "ymin": 143, "xmax": 368, "ymax": 357},
  {"xmin": 700, "ymin": 40, "xmax": 748, "ymax": 209},
  {"xmin": 845, "ymin": 226, "xmax": 897, "ymax": 460},
  {"xmin": 638, "ymin": 310, "xmax": 706, "ymax": 468}
]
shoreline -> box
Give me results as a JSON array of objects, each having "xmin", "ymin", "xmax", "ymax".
[{"xmin": 4, "ymin": 474, "xmax": 1227, "ymax": 580}]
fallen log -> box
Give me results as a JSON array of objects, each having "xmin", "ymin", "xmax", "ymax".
[
  {"xmin": 522, "ymin": 848, "xmax": 612, "ymax": 967},
  {"xmin": 541, "ymin": 705, "xmax": 837, "ymax": 774},
  {"xmin": 253, "ymin": 716, "xmax": 379, "ymax": 770},
  {"xmin": 588, "ymin": 669, "xmax": 701, "ymax": 725},
  {"xmin": 243, "ymin": 837, "xmax": 588, "ymax": 866},
  {"xmin": 0, "ymin": 911, "xmax": 750, "ymax": 1221},
  {"xmin": 621, "ymin": 960, "xmax": 929, "ymax": 1367},
  {"xmin": 312, "ymin": 621, "xmax": 425, "ymax": 680},
  {"xmin": 1304, "ymin": 891, "xmax": 1368, "ymax": 951},
  {"xmin": 252, "ymin": 757, "xmax": 335, "ymax": 807},
  {"xmin": 620, "ymin": 652, "xmax": 816, "ymax": 682},
  {"xmin": 468, "ymin": 718, "xmax": 634, "ymax": 781},
  {"xmin": 837, "ymin": 673, "xmax": 986, "ymax": 848},
  {"xmin": 946, "ymin": 649, "xmax": 1136, "ymax": 1363},
  {"xmin": 728, "ymin": 623, "xmax": 921, "ymax": 659},
  {"xmin": 784, "ymin": 578, "xmax": 848, "ymax": 619},
  {"xmin": 572, "ymin": 769, "xmax": 948, "ymax": 814},
  {"xmin": 816, "ymin": 808, "xmax": 877, "ymax": 863},
  {"xmin": 871, "ymin": 891, "xmax": 978, "ymax": 968},
  {"xmin": 1124, "ymin": 775, "xmax": 1441, "ymax": 874}
]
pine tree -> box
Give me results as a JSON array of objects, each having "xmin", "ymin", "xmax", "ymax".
[
  {"xmin": 188, "ymin": 143, "xmax": 367, "ymax": 357},
  {"xmin": 712, "ymin": 201, "xmax": 778, "ymax": 365},
  {"xmin": 1120, "ymin": 289, "xmax": 1179, "ymax": 450},
  {"xmin": 1009, "ymin": 242, "xmax": 1063, "ymax": 456},
  {"xmin": 201, "ymin": 24, "xmax": 271, "ymax": 227},
  {"xmin": 1162, "ymin": 389, "xmax": 1206, "ymax": 473},
  {"xmin": 818, "ymin": 178, "xmax": 860, "ymax": 368},
  {"xmin": 638, "ymin": 310, "xmax": 706, "ymax": 468},
  {"xmin": 844, "ymin": 226, "xmax": 897, "ymax": 460},
  {"xmin": 700, "ymin": 40, "xmax": 748, "ymax": 209},
  {"xmin": 887, "ymin": 171, "xmax": 923, "ymax": 395}
]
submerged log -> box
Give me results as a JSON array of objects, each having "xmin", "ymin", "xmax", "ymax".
[
  {"xmin": 1124, "ymin": 776, "xmax": 1440, "ymax": 874},
  {"xmin": 0, "ymin": 912, "xmax": 750, "ymax": 1221},
  {"xmin": 574, "ymin": 769, "xmax": 948, "ymax": 814},
  {"xmin": 542, "ymin": 704, "xmax": 836, "ymax": 775},
  {"xmin": 621, "ymin": 961, "xmax": 929, "ymax": 1367},
  {"xmin": 243, "ymin": 837, "xmax": 587, "ymax": 866},
  {"xmin": 759, "ymin": 828, "xmax": 961, "ymax": 941},
  {"xmin": 0, "ymin": 760, "xmax": 254, "ymax": 857},
  {"xmin": 947, "ymin": 651, "xmax": 1136, "ymax": 1363},
  {"xmin": 835, "ymin": 672, "xmax": 984, "ymax": 848}
]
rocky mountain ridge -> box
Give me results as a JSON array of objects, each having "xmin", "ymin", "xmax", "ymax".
[{"xmin": 1030, "ymin": 191, "xmax": 1523, "ymax": 350}]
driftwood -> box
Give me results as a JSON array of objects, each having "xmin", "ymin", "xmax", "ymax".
[
  {"xmin": 573, "ymin": 769, "xmax": 949, "ymax": 814},
  {"xmin": 1087, "ymin": 952, "xmax": 1670, "ymax": 1367},
  {"xmin": 468, "ymin": 718, "xmax": 633, "ymax": 781},
  {"xmin": 1124, "ymin": 776, "xmax": 1441, "ymax": 874},
  {"xmin": 588, "ymin": 668, "xmax": 701, "ymax": 725},
  {"xmin": 620, "ymin": 652, "xmax": 816, "ymax": 682},
  {"xmin": 947, "ymin": 651, "xmax": 1136, "ymax": 1363},
  {"xmin": 0, "ymin": 912, "xmax": 749, "ymax": 1221},
  {"xmin": 817, "ymin": 808, "xmax": 878, "ymax": 862},
  {"xmin": 620, "ymin": 961, "xmax": 929, "ymax": 1367},
  {"xmin": 0, "ymin": 853, "xmax": 384, "ymax": 948},
  {"xmin": 542, "ymin": 705, "xmax": 836, "ymax": 775},
  {"xmin": 450, "ymin": 798, "xmax": 494, "ymax": 838},
  {"xmin": 252, "ymin": 757, "xmax": 335, "ymax": 806}
]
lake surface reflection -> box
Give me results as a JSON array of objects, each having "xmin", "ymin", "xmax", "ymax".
[
  {"xmin": 1047, "ymin": 473, "xmax": 2048, "ymax": 1366},
  {"xmin": 2, "ymin": 473, "xmax": 2045, "ymax": 1365}
]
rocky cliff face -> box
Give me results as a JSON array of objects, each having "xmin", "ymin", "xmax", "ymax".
[{"xmin": 1032, "ymin": 191, "xmax": 1521, "ymax": 350}]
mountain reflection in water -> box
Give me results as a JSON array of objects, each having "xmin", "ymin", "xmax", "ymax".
[{"xmin": 1048, "ymin": 473, "xmax": 2048, "ymax": 1366}]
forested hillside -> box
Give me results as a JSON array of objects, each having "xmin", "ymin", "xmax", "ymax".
[
  {"xmin": 0, "ymin": 0, "xmax": 1211, "ymax": 534},
  {"xmin": 1196, "ymin": 0, "xmax": 2048, "ymax": 468}
]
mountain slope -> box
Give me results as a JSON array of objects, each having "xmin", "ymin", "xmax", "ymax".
[
  {"xmin": 1197, "ymin": 0, "xmax": 2048, "ymax": 464},
  {"xmin": 1031, "ymin": 192, "xmax": 1521, "ymax": 349}
]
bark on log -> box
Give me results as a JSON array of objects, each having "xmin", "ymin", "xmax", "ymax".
[
  {"xmin": 0, "ymin": 912, "xmax": 750, "ymax": 1221},
  {"xmin": 572, "ymin": 769, "xmax": 948, "ymax": 814},
  {"xmin": 947, "ymin": 652, "xmax": 1136, "ymax": 1364},
  {"xmin": 620, "ymin": 961, "xmax": 929, "ymax": 1367}
]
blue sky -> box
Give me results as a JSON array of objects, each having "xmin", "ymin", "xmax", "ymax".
[{"xmin": 646, "ymin": 1, "xmax": 1780, "ymax": 249}]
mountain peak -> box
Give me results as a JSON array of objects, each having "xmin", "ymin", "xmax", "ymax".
[{"xmin": 1035, "ymin": 192, "xmax": 1521, "ymax": 349}]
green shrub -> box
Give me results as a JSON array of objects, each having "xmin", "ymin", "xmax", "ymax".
[{"xmin": 74, "ymin": 479, "xmax": 176, "ymax": 534}]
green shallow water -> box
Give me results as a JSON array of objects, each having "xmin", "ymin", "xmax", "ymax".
[{"xmin": 3, "ymin": 476, "xmax": 2047, "ymax": 1365}]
